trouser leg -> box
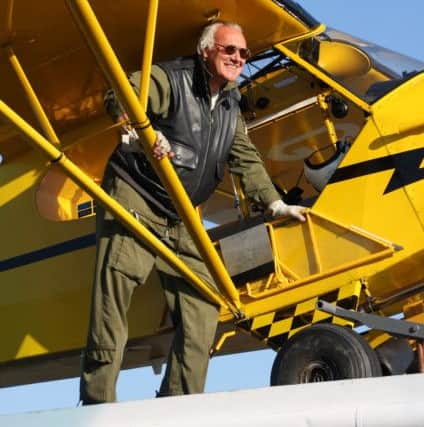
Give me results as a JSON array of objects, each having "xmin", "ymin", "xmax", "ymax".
[
  {"xmin": 80, "ymin": 212, "xmax": 155, "ymax": 403},
  {"xmin": 158, "ymin": 273, "xmax": 219, "ymax": 396},
  {"xmin": 80, "ymin": 267, "xmax": 138, "ymax": 403}
]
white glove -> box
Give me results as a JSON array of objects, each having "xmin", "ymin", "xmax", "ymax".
[{"xmin": 267, "ymin": 200, "xmax": 306, "ymax": 222}]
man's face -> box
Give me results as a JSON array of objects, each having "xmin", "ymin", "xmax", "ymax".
[{"xmin": 203, "ymin": 26, "xmax": 248, "ymax": 88}]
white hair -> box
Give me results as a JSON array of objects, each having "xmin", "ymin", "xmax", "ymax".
[{"xmin": 196, "ymin": 21, "xmax": 243, "ymax": 55}]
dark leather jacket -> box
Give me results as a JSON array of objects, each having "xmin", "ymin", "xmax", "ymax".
[{"xmin": 110, "ymin": 55, "xmax": 241, "ymax": 221}]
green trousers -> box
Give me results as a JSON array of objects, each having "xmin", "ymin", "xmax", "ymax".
[{"xmin": 79, "ymin": 168, "xmax": 219, "ymax": 403}]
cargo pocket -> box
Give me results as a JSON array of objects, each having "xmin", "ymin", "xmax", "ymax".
[{"xmin": 107, "ymin": 225, "xmax": 154, "ymax": 281}]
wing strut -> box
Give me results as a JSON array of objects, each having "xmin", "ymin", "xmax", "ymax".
[{"xmin": 65, "ymin": 0, "xmax": 242, "ymax": 314}]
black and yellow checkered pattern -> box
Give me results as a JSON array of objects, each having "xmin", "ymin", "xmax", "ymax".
[{"xmin": 237, "ymin": 282, "xmax": 362, "ymax": 350}]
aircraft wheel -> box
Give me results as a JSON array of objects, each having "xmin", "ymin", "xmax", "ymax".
[{"xmin": 270, "ymin": 323, "xmax": 382, "ymax": 385}]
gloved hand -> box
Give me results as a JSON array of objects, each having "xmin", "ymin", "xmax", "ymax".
[
  {"xmin": 267, "ymin": 199, "xmax": 306, "ymax": 222},
  {"xmin": 153, "ymin": 130, "xmax": 175, "ymax": 160}
]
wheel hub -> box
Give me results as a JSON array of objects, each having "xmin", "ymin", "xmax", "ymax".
[{"xmin": 300, "ymin": 360, "xmax": 336, "ymax": 382}]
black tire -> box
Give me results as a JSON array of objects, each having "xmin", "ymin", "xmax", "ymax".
[{"xmin": 270, "ymin": 323, "xmax": 382, "ymax": 385}]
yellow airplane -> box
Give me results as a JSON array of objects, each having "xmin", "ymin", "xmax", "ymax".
[{"xmin": 1, "ymin": 0, "xmax": 423, "ymax": 388}]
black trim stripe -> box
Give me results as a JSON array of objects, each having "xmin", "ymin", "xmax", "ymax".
[
  {"xmin": 0, "ymin": 233, "xmax": 96, "ymax": 272},
  {"xmin": 77, "ymin": 201, "xmax": 92, "ymax": 211},
  {"xmin": 329, "ymin": 147, "xmax": 424, "ymax": 194}
]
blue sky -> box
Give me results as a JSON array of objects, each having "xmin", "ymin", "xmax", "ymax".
[{"xmin": 1, "ymin": 1, "xmax": 424, "ymax": 417}]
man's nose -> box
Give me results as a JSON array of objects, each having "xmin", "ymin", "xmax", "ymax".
[{"xmin": 230, "ymin": 50, "xmax": 243, "ymax": 63}]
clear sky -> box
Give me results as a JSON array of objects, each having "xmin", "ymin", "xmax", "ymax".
[{"xmin": 1, "ymin": 1, "xmax": 424, "ymax": 417}]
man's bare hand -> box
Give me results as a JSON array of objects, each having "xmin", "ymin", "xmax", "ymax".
[{"xmin": 153, "ymin": 131, "xmax": 175, "ymax": 160}]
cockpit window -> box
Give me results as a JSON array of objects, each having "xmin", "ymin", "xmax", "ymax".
[
  {"xmin": 326, "ymin": 29, "xmax": 424, "ymax": 79},
  {"xmin": 239, "ymin": 27, "xmax": 424, "ymax": 108},
  {"xmin": 309, "ymin": 29, "xmax": 424, "ymax": 103},
  {"xmin": 239, "ymin": 50, "xmax": 290, "ymax": 87}
]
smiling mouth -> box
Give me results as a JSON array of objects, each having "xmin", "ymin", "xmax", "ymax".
[{"xmin": 224, "ymin": 63, "xmax": 240, "ymax": 69}]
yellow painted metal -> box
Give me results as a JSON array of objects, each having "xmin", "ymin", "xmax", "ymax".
[
  {"xmin": 267, "ymin": 223, "xmax": 299, "ymax": 282},
  {"xmin": 240, "ymin": 249, "xmax": 395, "ymax": 320},
  {"xmin": 238, "ymin": 281, "xmax": 362, "ymax": 346},
  {"xmin": 138, "ymin": 0, "xmax": 158, "ymax": 110},
  {"xmin": 212, "ymin": 330, "xmax": 236, "ymax": 354},
  {"xmin": 403, "ymin": 300, "xmax": 424, "ymax": 319},
  {"xmin": 306, "ymin": 213, "xmax": 322, "ymax": 273},
  {"xmin": 312, "ymin": 75, "xmax": 424, "ymax": 309},
  {"xmin": 0, "ymin": 99, "xmax": 235, "ymax": 313},
  {"xmin": 317, "ymin": 40, "xmax": 372, "ymax": 80},
  {"xmin": 6, "ymin": 48, "xmax": 60, "ymax": 146},
  {"xmin": 217, "ymin": 209, "xmax": 397, "ymax": 320},
  {"xmin": 4, "ymin": 0, "xmax": 13, "ymax": 33},
  {"xmin": 252, "ymin": 312, "xmax": 275, "ymax": 329},
  {"xmin": 1, "ymin": 0, "xmax": 424, "ymax": 387},
  {"xmin": 371, "ymin": 77, "xmax": 424, "ymax": 229},
  {"xmin": 310, "ymin": 210, "xmax": 399, "ymax": 247},
  {"xmin": 275, "ymin": 42, "xmax": 372, "ymax": 113},
  {"xmin": 269, "ymin": 317, "xmax": 292, "ymax": 337},
  {"xmin": 281, "ymin": 22, "xmax": 326, "ymax": 44},
  {"xmin": 214, "ymin": 187, "xmax": 234, "ymax": 200},
  {"xmin": 317, "ymin": 92, "xmax": 338, "ymax": 145},
  {"xmin": 372, "ymin": 72, "xmax": 424, "ymax": 137},
  {"xmin": 60, "ymin": 116, "xmax": 122, "ymax": 150},
  {"xmin": 271, "ymin": 212, "xmax": 395, "ymax": 287},
  {"xmin": 66, "ymin": 0, "xmax": 242, "ymax": 310}
]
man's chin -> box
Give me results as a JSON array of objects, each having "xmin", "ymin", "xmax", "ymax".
[{"xmin": 223, "ymin": 72, "xmax": 241, "ymax": 82}]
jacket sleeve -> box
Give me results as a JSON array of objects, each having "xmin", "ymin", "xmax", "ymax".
[
  {"xmin": 227, "ymin": 113, "xmax": 281, "ymax": 207},
  {"xmin": 103, "ymin": 65, "xmax": 171, "ymax": 121}
]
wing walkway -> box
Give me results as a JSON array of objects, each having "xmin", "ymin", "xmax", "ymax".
[{"xmin": 2, "ymin": 374, "xmax": 423, "ymax": 427}]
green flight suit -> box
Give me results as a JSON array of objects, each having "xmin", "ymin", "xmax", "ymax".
[{"xmin": 80, "ymin": 64, "xmax": 281, "ymax": 403}]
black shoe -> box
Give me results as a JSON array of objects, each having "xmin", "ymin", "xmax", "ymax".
[{"xmin": 80, "ymin": 398, "xmax": 105, "ymax": 406}]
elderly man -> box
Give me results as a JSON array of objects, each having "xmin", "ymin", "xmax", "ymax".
[{"xmin": 80, "ymin": 21, "xmax": 305, "ymax": 404}]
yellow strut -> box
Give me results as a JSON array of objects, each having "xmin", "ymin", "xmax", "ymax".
[
  {"xmin": 6, "ymin": 48, "xmax": 60, "ymax": 146},
  {"xmin": 138, "ymin": 0, "xmax": 158, "ymax": 110},
  {"xmin": 0, "ymin": 99, "xmax": 238, "ymax": 315},
  {"xmin": 317, "ymin": 92, "xmax": 339, "ymax": 146},
  {"xmin": 275, "ymin": 42, "xmax": 372, "ymax": 113},
  {"xmin": 65, "ymin": 0, "xmax": 242, "ymax": 310}
]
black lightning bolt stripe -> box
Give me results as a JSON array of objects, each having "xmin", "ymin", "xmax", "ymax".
[{"xmin": 329, "ymin": 147, "xmax": 424, "ymax": 194}]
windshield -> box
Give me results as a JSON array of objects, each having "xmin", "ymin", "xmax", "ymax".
[
  {"xmin": 318, "ymin": 29, "xmax": 424, "ymax": 103},
  {"xmin": 326, "ymin": 29, "xmax": 424, "ymax": 79},
  {"xmin": 239, "ymin": 28, "xmax": 424, "ymax": 106}
]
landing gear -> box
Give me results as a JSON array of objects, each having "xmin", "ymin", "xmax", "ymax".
[{"xmin": 270, "ymin": 324, "xmax": 382, "ymax": 385}]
